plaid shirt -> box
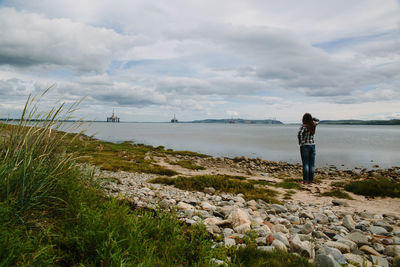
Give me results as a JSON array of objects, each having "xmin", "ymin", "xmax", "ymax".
[{"xmin": 298, "ymin": 125, "xmax": 315, "ymax": 145}]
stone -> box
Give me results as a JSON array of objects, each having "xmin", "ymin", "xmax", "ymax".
[
  {"xmin": 359, "ymin": 245, "xmax": 381, "ymax": 256},
  {"xmin": 314, "ymin": 213, "xmax": 329, "ymax": 224},
  {"xmin": 299, "ymin": 222, "xmax": 314, "ymax": 234},
  {"xmin": 300, "ymin": 210, "xmax": 315, "ymax": 220},
  {"xmin": 228, "ymin": 208, "xmax": 251, "ymax": 228},
  {"xmin": 356, "ymin": 220, "xmax": 371, "ymax": 232},
  {"xmin": 272, "ymin": 233, "xmax": 290, "ymax": 247},
  {"xmin": 204, "ymin": 217, "xmax": 225, "ymax": 226},
  {"xmin": 369, "ymin": 226, "xmax": 388, "ymax": 236},
  {"xmin": 266, "ymin": 234, "xmax": 275, "ymax": 245},
  {"xmin": 369, "ymin": 255, "xmax": 389, "ymax": 267},
  {"xmin": 343, "ymin": 215, "xmax": 356, "ymax": 231},
  {"xmin": 204, "ymin": 187, "xmax": 216, "ymax": 194},
  {"xmin": 271, "ymin": 224, "xmax": 288, "ymax": 234},
  {"xmin": 177, "ymin": 202, "xmax": 195, "ymax": 211},
  {"xmin": 315, "ymin": 254, "xmax": 341, "ymax": 267},
  {"xmin": 159, "ymin": 199, "xmax": 171, "ymax": 209},
  {"xmin": 272, "ymin": 239, "xmax": 287, "ymax": 252},
  {"xmin": 383, "ymin": 245, "xmax": 400, "ymax": 257},
  {"xmin": 256, "ymin": 237, "xmax": 267, "ymax": 245},
  {"xmin": 210, "ymin": 258, "xmax": 227, "ymax": 266},
  {"xmin": 344, "ymin": 253, "xmax": 372, "ymax": 267},
  {"xmin": 223, "ymin": 228, "xmax": 234, "ymax": 237},
  {"xmin": 201, "ymin": 201, "xmax": 216, "ymax": 211},
  {"xmin": 373, "ymin": 220, "xmax": 393, "ymax": 232},
  {"xmin": 318, "ymin": 246, "xmax": 347, "ymax": 265},
  {"xmin": 373, "ymin": 242, "xmax": 385, "ymax": 253},
  {"xmin": 325, "ymin": 241, "xmax": 351, "ymax": 253},
  {"xmin": 271, "ymin": 204, "xmax": 287, "ymax": 213},
  {"xmin": 332, "ymin": 199, "xmax": 349, "ymax": 207},
  {"xmin": 254, "ymin": 226, "xmax": 270, "ymax": 236},
  {"xmin": 346, "ymin": 231, "xmax": 369, "ymax": 246},
  {"xmin": 290, "ymin": 234, "xmax": 313, "ymax": 258},
  {"xmin": 234, "ymin": 223, "xmax": 251, "ymax": 234},
  {"xmin": 393, "ymin": 236, "xmax": 400, "ymax": 245},
  {"xmin": 224, "ymin": 237, "xmax": 236, "ymax": 247}
]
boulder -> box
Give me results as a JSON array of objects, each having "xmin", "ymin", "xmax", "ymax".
[
  {"xmin": 369, "ymin": 255, "xmax": 389, "ymax": 267},
  {"xmin": 343, "ymin": 215, "xmax": 356, "ymax": 231},
  {"xmin": 346, "ymin": 231, "xmax": 369, "ymax": 246},
  {"xmin": 315, "ymin": 254, "xmax": 341, "ymax": 267},
  {"xmin": 228, "ymin": 208, "xmax": 251, "ymax": 228},
  {"xmin": 290, "ymin": 234, "xmax": 314, "ymax": 258},
  {"xmin": 359, "ymin": 245, "xmax": 381, "ymax": 256},
  {"xmin": 272, "ymin": 239, "xmax": 287, "ymax": 252}
]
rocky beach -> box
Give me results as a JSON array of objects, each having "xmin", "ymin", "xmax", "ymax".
[{"xmin": 96, "ymin": 153, "xmax": 400, "ymax": 267}]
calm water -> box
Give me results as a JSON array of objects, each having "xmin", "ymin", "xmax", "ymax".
[{"xmin": 68, "ymin": 122, "xmax": 400, "ymax": 170}]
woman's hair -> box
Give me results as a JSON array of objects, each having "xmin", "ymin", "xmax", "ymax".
[{"xmin": 302, "ymin": 113, "xmax": 316, "ymax": 135}]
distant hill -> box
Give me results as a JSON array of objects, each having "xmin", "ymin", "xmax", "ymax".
[
  {"xmin": 189, "ymin": 119, "xmax": 283, "ymax": 124},
  {"xmin": 319, "ymin": 119, "xmax": 400, "ymax": 125}
]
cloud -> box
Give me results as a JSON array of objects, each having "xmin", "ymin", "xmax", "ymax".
[{"xmin": 0, "ymin": 8, "xmax": 148, "ymax": 72}]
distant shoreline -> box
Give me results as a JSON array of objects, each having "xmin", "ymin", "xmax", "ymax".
[{"xmin": 2, "ymin": 118, "xmax": 400, "ymax": 125}]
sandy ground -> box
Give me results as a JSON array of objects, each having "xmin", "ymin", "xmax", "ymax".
[{"xmin": 154, "ymin": 156, "xmax": 400, "ymax": 217}]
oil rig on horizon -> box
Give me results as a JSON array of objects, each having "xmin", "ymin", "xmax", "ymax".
[
  {"xmin": 107, "ymin": 109, "xmax": 120, "ymax": 122},
  {"xmin": 171, "ymin": 114, "xmax": 178, "ymax": 123}
]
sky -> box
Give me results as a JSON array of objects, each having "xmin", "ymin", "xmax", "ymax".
[{"xmin": 0, "ymin": 0, "xmax": 399, "ymax": 123}]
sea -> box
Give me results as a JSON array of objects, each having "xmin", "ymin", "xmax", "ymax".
[{"xmin": 64, "ymin": 122, "xmax": 400, "ymax": 170}]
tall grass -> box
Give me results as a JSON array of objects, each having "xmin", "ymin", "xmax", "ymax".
[{"xmin": 0, "ymin": 91, "xmax": 85, "ymax": 225}]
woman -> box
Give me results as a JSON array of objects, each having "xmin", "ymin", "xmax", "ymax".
[{"xmin": 297, "ymin": 113, "xmax": 319, "ymax": 184}]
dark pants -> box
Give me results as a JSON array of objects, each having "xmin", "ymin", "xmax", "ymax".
[{"xmin": 300, "ymin": 144, "xmax": 316, "ymax": 182}]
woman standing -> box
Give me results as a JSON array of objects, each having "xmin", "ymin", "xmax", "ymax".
[{"xmin": 297, "ymin": 113, "xmax": 319, "ymax": 184}]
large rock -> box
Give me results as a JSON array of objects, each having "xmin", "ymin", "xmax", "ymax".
[
  {"xmin": 224, "ymin": 237, "xmax": 236, "ymax": 247},
  {"xmin": 359, "ymin": 245, "xmax": 381, "ymax": 256},
  {"xmin": 383, "ymin": 245, "xmax": 400, "ymax": 256},
  {"xmin": 290, "ymin": 234, "xmax": 314, "ymax": 258},
  {"xmin": 272, "ymin": 239, "xmax": 287, "ymax": 252},
  {"xmin": 325, "ymin": 241, "xmax": 350, "ymax": 253},
  {"xmin": 369, "ymin": 226, "xmax": 388, "ymax": 236},
  {"xmin": 315, "ymin": 254, "xmax": 341, "ymax": 267},
  {"xmin": 272, "ymin": 233, "xmax": 290, "ymax": 247},
  {"xmin": 343, "ymin": 215, "xmax": 356, "ymax": 231},
  {"xmin": 369, "ymin": 255, "xmax": 389, "ymax": 267},
  {"xmin": 271, "ymin": 224, "xmax": 288, "ymax": 234},
  {"xmin": 271, "ymin": 204, "xmax": 287, "ymax": 213},
  {"xmin": 346, "ymin": 231, "xmax": 369, "ymax": 246},
  {"xmin": 314, "ymin": 213, "xmax": 329, "ymax": 224},
  {"xmin": 234, "ymin": 223, "xmax": 251, "ymax": 234},
  {"xmin": 177, "ymin": 202, "xmax": 195, "ymax": 211},
  {"xmin": 344, "ymin": 253, "xmax": 372, "ymax": 267},
  {"xmin": 299, "ymin": 222, "xmax": 314, "ymax": 234},
  {"xmin": 228, "ymin": 208, "xmax": 251, "ymax": 228},
  {"xmin": 318, "ymin": 246, "xmax": 347, "ymax": 265}
]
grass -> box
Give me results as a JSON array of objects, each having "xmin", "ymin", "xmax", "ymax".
[
  {"xmin": 64, "ymin": 136, "xmax": 179, "ymax": 176},
  {"xmin": 249, "ymin": 179, "xmax": 303, "ymax": 190},
  {"xmin": 344, "ymin": 178, "xmax": 400, "ymax": 197},
  {"xmin": 0, "ymin": 92, "xmax": 313, "ymax": 266},
  {"xmin": 149, "ymin": 175, "xmax": 280, "ymax": 203},
  {"xmin": 320, "ymin": 190, "xmax": 353, "ymax": 199},
  {"xmin": 172, "ymin": 160, "xmax": 206, "ymax": 170}
]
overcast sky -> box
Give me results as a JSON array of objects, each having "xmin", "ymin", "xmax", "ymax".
[{"xmin": 0, "ymin": 0, "xmax": 399, "ymax": 122}]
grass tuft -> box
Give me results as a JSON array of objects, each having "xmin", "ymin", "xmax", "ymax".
[
  {"xmin": 320, "ymin": 190, "xmax": 353, "ymax": 199},
  {"xmin": 344, "ymin": 178, "xmax": 400, "ymax": 197},
  {"xmin": 172, "ymin": 160, "xmax": 205, "ymax": 170},
  {"xmin": 150, "ymin": 175, "xmax": 280, "ymax": 203}
]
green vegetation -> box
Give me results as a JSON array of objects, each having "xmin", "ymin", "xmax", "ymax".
[
  {"xmin": 249, "ymin": 179, "xmax": 303, "ymax": 190},
  {"xmin": 283, "ymin": 190, "xmax": 296, "ymax": 200},
  {"xmin": 0, "ymin": 95, "xmax": 226, "ymax": 266},
  {"xmin": 0, "ymin": 93, "xmax": 313, "ymax": 266},
  {"xmin": 150, "ymin": 175, "xmax": 280, "ymax": 203},
  {"xmin": 230, "ymin": 246, "xmax": 312, "ymax": 267},
  {"xmin": 172, "ymin": 159, "xmax": 206, "ymax": 170},
  {"xmin": 320, "ymin": 190, "xmax": 353, "ymax": 199},
  {"xmin": 344, "ymin": 178, "xmax": 400, "ymax": 197}
]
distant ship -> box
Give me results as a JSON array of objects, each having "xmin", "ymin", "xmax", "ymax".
[
  {"xmin": 171, "ymin": 114, "xmax": 178, "ymax": 123},
  {"xmin": 107, "ymin": 109, "xmax": 120, "ymax": 122}
]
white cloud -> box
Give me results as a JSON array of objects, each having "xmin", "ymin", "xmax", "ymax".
[{"xmin": 0, "ymin": 8, "xmax": 148, "ymax": 72}]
